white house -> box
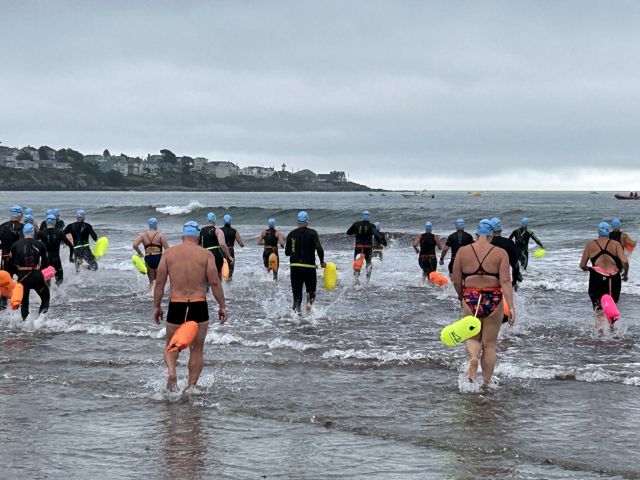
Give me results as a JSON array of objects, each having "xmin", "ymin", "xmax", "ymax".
[
  {"xmin": 206, "ymin": 161, "xmax": 239, "ymax": 178},
  {"xmin": 0, "ymin": 147, "xmax": 21, "ymax": 166},
  {"xmin": 41, "ymin": 146, "xmax": 57, "ymax": 161},
  {"xmin": 40, "ymin": 160, "xmax": 72, "ymax": 169},
  {"xmin": 14, "ymin": 160, "xmax": 40, "ymax": 170},
  {"xmin": 99, "ymin": 157, "xmax": 129, "ymax": 176},
  {"xmin": 192, "ymin": 157, "xmax": 209, "ymax": 172},
  {"xmin": 21, "ymin": 146, "xmax": 39, "ymax": 160},
  {"xmin": 239, "ymin": 166, "xmax": 275, "ymax": 178},
  {"xmin": 83, "ymin": 154, "xmax": 105, "ymax": 164}
]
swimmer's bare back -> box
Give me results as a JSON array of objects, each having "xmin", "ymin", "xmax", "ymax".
[{"xmin": 163, "ymin": 242, "xmax": 215, "ymax": 299}]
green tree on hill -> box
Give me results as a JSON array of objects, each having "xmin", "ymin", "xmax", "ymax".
[
  {"xmin": 160, "ymin": 149, "xmax": 177, "ymax": 164},
  {"xmin": 57, "ymin": 148, "xmax": 84, "ymax": 163},
  {"xmin": 16, "ymin": 151, "xmax": 32, "ymax": 161},
  {"xmin": 181, "ymin": 156, "xmax": 194, "ymax": 174},
  {"xmin": 38, "ymin": 146, "xmax": 48, "ymax": 160}
]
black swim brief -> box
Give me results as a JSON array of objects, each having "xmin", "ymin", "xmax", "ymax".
[{"xmin": 166, "ymin": 300, "xmax": 209, "ymax": 325}]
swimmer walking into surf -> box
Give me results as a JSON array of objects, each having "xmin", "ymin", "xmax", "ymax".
[
  {"xmin": 413, "ymin": 221, "xmax": 442, "ymax": 282},
  {"xmin": 133, "ymin": 218, "xmax": 170, "ymax": 287},
  {"xmin": 154, "ymin": 221, "xmax": 227, "ymax": 391},
  {"xmin": 609, "ymin": 219, "xmax": 637, "ymax": 253},
  {"xmin": 347, "ymin": 210, "xmax": 382, "ymax": 283},
  {"xmin": 258, "ymin": 219, "xmax": 284, "ymax": 281},
  {"xmin": 452, "ymin": 219, "xmax": 515, "ymax": 385}
]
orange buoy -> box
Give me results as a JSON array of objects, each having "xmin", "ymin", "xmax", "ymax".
[
  {"xmin": 222, "ymin": 258, "xmax": 229, "ymax": 281},
  {"xmin": 268, "ymin": 253, "xmax": 278, "ymax": 271},
  {"xmin": 0, "ymin": 271, "xmax": 16, "ymax": 298},
  {"xmin": 167, "ymin": 321, "xmax": 199, "ymax": 352},
  {"xmin": 428, "ymin": 271, "xmax": 448, "ymax": 286},
  {"xmin": 353, "ymin": 253, "xmax": 364, "ymax": 271},
  {"xmin": 10, "ymin": 283, "xmax": 23, "ymax": 310},
  {"xmin": 625, "ymin": 243, "xmax": 635, "ymax": 253},
  {"xmin": 503, "ymin": 298, "xmax": 509, "ymax": 316}
]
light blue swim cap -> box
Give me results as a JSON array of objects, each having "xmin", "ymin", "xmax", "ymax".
[
  {"xmin": 298, "ymin": 211, "xmax": 309, "ymax": 223},
  {"xmin": 46, "ymin": 214, "xmax": 56, "ymax": 225},
  {"xmin": 491, "ymin": 217, "xmax": 502, "ymax": 232},
  {"xmin": 224, "ymin": 214, "xmax": 231, "ymax": 224},
  {"xmin": 207, "ymin": 212, "xmax": 216, "ymax": 223},
  {"xmin": 362, "ymin": 210, "xmax": 370, "ymax": 220},
  {"xmin": 23, "ymin": 223, "xmax": 35, "ymax": 235},
  {"xmin": 374, "ymin": 222, "xmax": 380, "ymax": 229},
  {"xmin": 53, "ymin": 208, "xmax": 60, "ymax": 216},
  {"xmin": 455, "ymin": 219, "xmax": 464, "ymax": 228},
  {"xmin": 476, "ymin": 219, "xmax": 493, "ymax": 236},
  {"xmin": 183, "ymin": 221, "xmax": 200, "ymax": 236},
  {"xmin": 268, "ymin": 218, "xmax": 275, "ymax": 228},
  {"xmin": 76, "ymin": 209, "xmax": 85, "ymax": 220},
  {"xmin": 10, "ymin": 205, "xmax": 22, "ymax": 217},
  {"xmin": 522, "ymin": 218, "xmax": 529, "ymax": 226},
  {"xmin": 24, "ymin": 214, "xmax": 34, "ymax": 223},
  {"xmin": 149, "ymin": 218, "xmax": 158, "ymax": 229},
  {"xmin": 598, "ymin": 222, "xmax": 610, "ymax": 237},
  {"xmin": 46, "ymin": 209, "xmax": 53, "ymax": 216},
  {"xmin": 425, "ymin": 221, "xmax": 432, "ymax": 231},
  {"xmin": 25, "ymin": 208, "xmax": 33, "ymax": 215},
  {"xmin": 612, "ymin": 219, "xmax": 621, "ymax": 228}
]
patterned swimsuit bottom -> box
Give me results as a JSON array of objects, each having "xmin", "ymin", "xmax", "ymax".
[{"xmin": 462, "ymin": 287, "xmax": 503, "ymax": 319}]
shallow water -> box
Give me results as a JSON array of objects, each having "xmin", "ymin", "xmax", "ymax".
[{"xmin": 1, "ymin": 191, "xmax": 639, "ymax": 479}]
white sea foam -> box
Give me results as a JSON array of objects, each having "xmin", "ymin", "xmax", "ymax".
[
  {"xmin": 156, "ymin": 200, "xmax": 206, "ymax": 215},
  {"xmin": 321, "ymin": 348, "xmax": 425, "ymax": 363}
]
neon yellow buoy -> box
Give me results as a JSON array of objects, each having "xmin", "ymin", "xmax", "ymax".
[
  {"xmin": 132, "ymin": 255, "xmax": 147, "ymax": 274},
  {"xmin": 93, "ymin": 237, "xmax": 108, "ymax": 258},
  {"xmin": 324, "ymin": 262, "xmax": 337, "ymax": 290},
  {"xmin": 440, "ymin": 316, "xmax": 482, "ymax": 346},
  {"xmin": 534, "ymin": 248, "xmax": 546, "ymax": 259}
]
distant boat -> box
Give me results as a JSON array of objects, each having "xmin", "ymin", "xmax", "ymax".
[
  {"xmin": 590, "ymin": 191, "xmax": 598, "ymax": 194},
  {"xmin": 380, "ymin": 193, "xmax": 386, "ymax": 196},
  {"xmin": 402, "ymin": 190, "xmax": 433, "ymax": 198},
  {"xmin": 615, "ymin": 194, "xmax": 640, "ymax": 200},
  {"xmin": 475, "ymin": 192, "xmax": 482, "ymax": 196}
]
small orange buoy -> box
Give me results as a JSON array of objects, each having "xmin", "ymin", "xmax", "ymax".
[
  {"xmin": 10, "ymin": 283, "xmax": 24, "ymax": 310},
  {"xmin": 625, "ymin": 243, "xmax": 635, "ymax": 253},
  {"xmin": 167, "ymin": 321, "xmax": 199, "ymax": 352},
  {"xmin": 428, "ymin": 271, "xmax": 448, "ymax": 286},
  {"xmin": 268, "ymin": 253, "xmax": 278, "ymax": 271},
  {"xmin": 222, "ymin": 258, "xmax": 229, "ymax": 281},
  {"xmin": 353, "ymin": 253, "xmax": 364, "ymax": 271},
  {"xmin": 503, "ymin": 298, "xmax": 509, "ymax": 316},
  {"xmin": 0, "ymin": 271, "xmax": 16, "ymax": 298}
]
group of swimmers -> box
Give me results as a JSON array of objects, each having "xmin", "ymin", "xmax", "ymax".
[{"xmin": 0, "ymin": 204, "xmax": 636, "ymax": 390}]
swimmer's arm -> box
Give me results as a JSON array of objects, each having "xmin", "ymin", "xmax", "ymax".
[
  {"xmin": 161, "ymin": 234, "xmax": 170, "ymax": 250},
  {"xmin": 439, "ymin": 245, "xmax": 449, "ymax": 264},
  {"xmin": 277, "ymin": 231, "xmax": 285, "ymax": 248},
  {"xmin": 206, "ymin": 256, "xmax": 227, "ymax": 324},
  {"xmin": 132, "ymin": 234, "xmax": 144, "ymax": 255},
  {"xmin": 314, "ymin": 232, "xmax": 324, "ymax": 263},
  {"xmin": 284, "ymin": 233, "xmax": 292, "ymax": 257},
  {"xmin": 215, "ymin": 229, "xmax": 231, "ymax": 260},
  {"xmin": 88, "ymin": 225, "xmax": 98, "ymax": 242},
  {"xmin": 412, "ymin": 235, "xmax": 420, "ymax": 253},
  {"xmin": 153, "ymin": 256, "xmax": 168, "ymax": 324},
  {"xmin": 452, "ymin": 255, "xmax": 463, "ymax": 299},
  {"xmin": 346, "ymin": 223, "xmax": 357, "ymax": 235},
  {"xmin": 499, "ymin": 254, "xmax": 516, "ymax": 325},
  {"xmin": 257, "ymin": 230, "xmax": 265, "ymax": 245},
  {"xmin": 60, "ymin": 232, "xmax": 74, "ymax": 257},
  {"xmin": 622, "ymin": 233, "xmax": 637, "ymax": 247},
  {"xmin": 435, "ymin": 236, "xmax": 442, "ymax": 250},
  {"xmin": 579, "ymin": 245, "xmax": 590, "ymax": 272},
  {"xmin": 508, "ymin": 230, "xmax": 516, "ymax": 241},
  {"xmin": 39, "ymin": 243, "xmax": 50, "ymax": 269},
  {"xmin": 618, "ymin": 244, "xmax": 629, "ymax": 279},
  {"xmin": 531, "ymin": 231, "xmax": 544, "ymax": 248},
  {"xmin": 235, "ymin": 231, "xmax": 245, "ymax": 248}
]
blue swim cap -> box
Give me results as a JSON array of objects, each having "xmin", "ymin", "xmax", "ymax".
[
  {"xmin": 298, "ymin": 211, "xmax": 309, "ymax": 223},
  {"xmin": 522, "ymin": 218, "xmax": 529, "ymax": 226},
  {"xmin": 46, "ymin": 214, "xmax": 56, "ymax": 225},
  {"xmin": 455, "ymin": 218, "xmax": 464, "ymax": 228},
  {"xmin": 25, "ymin": 208, "xmax": 33, "ymax": 215},
  {"xmin": 362, "ymin": 210, "xmax": 370, "ymax": 220},
  {"xmin": 23, "ymin": 223, "xmax": 35, "ymax": 235},
  {"xmin": 612, "ymin": 219, "xmax": 621, "ymax": 228},
  {"xmin": 223, "ymin": 214, "xmax": 231, "ymax": 224},
  {"xmin": 491, "ymin": 217, "xmax": 502, "ymax": 232},
  {"xmin": 46, "ymin": 209, "xmax": 53, "ymax": 216},
  {"xmin": 183, "ymin": 220, "xmax": 200, "ymax": 236},
  {"xmin": 24, "ymin": 214, "xmax": 34, "ymax": 223},
  {"xmin": 149, "ymin": 218, "xmax": 158, "ymax": 229},
  {"xmin": 76, "ymin": 209, "xmax": 85, "ymax": 220},
  {"xmin": 598, "ymin": 222, "xmax": 610, "ymax": 237},
  {"xmin": 268, "ymin": 218, "xmax": 275, "ymax": 228},
  {"xmin": 374, "ymin": 222, "xmax": 381, "ymax": 229},
  {"xmin": 425, "ymin": 221, "xmax": 432, "ymax": 231},
  {"xmin": 53, "ymin": 208, "xmax": 60, "ymax": 216},
  {"xmin": 476, "ymin": 219, "xmax": 493, "ymax": 236},
  {"xmin": 10, "ymin": 205, "xmax": 22, "ymax": 217},
  {"xmin": 207, "ymin": 212, "xmax": 216, "ymax": 223}
]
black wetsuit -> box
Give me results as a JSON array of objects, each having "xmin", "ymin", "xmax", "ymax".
[
  {"xmin": 444, "ymin": 230, "xmax": 474, "ymax": 274},
  {"xmin": 221, "ymin": 224, "xmax": 238, "ymax": 280},
  {"xmin": 346, "ymin": 220, "xmax": 381, "ymax": 280},
  {"xmin": 491, "ymin": 235, "xmax": 521, "ymax": 284},
  {"xmin": 509, "ymin": 227, "xmax": 543, "ymax": 271},
  {"xmin": 285, "ymin": 226, "xmax": 325, "ymax": 313},
  {"xmin": 372, "ymin": 231, "xmax": 388, "ymax": 260},
  {"xmin": 40, "ymin": 219, "xmax": 65, "ymax": 231},
  {"xmin": 418, "ymin": 233, "xmax": 438, "ymax": 276},
  {"xmin": 609, "ymin": 231, "xmax": 622, "ymax": 244},
  {"xmin": 36, "ymin": 227, "xmax": 74, "ymax": 285},
  {"xmin": 588, "ymin": 239, "xmax": 624, "ymax": 310},
  {"xmin": 63, "ymin": 221, "xmax": 98, "ymax": 271},
  {"xmin": 8, "ymin": 238, "xmax": 50, "ymax": 320},
  {"xmin": 262, "ymin": 228, "xmax": 280, "ymax": 280},
  {"xmin": 0, "ymin": 220, "xmax": 24, "ymax": 309},
  {"xmin": 199, "ymin": 225, "xmax": 224, "ymax": 279}
]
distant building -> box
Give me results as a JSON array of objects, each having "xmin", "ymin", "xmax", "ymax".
[
  {"xmin": 159, "ymin": 162, "xmax": 181, "ymax": 173},
  {"xmin": 316, "ymin": 174, "xmax": 332, "ymax": 182},
  {"xmin": 21, "ymin": 146, "xmax": 38, "ymax": 160},
  {"xmin": 128, "ymin": 159, "xmax": 143, "ymax": 176},
  {"xmin": 41, "ymin": 146, "xmax": 57, "ymax": 161},
  {"xmin": 40, "ymin": 160, "xmax": 72, "ymax": 169},
  {"xmin": 205, "ymin": 161, "xmax": 239, "ymax": 178},
  {"xmin": 14, "ymin": 160, "xmax": 40, "ymax": 170},
  {"xmin": 239, "ymin": 166, "xmax": 274, "ymax": 178},
  {"xmin": 0, "ymin": 146, "xmax": 21, "ymax": 167},
  {"xmin": 147, "ymin": 154, "xmax": 164, "ymax": 163},
  {"xmin": 143, "ymin": 157, "xmax": 161, "ymax": 175},
  {"xmin": 83, "ymin": 154, "xmax": 105, "ymax": 164},
  {"xmin": 292, "ymin": 169, "xmax": 317, "ymax": 182},
  {"xmin": 99, "ymin": 156, "xmax": 129, "ymax": 176},
  {"xmin": 191, "ymin": 157, "xmax": 209, "ymax": 172}
]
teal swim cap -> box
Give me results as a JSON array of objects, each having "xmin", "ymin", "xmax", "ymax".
[
  {"xmin": 25, "ymin": 208, "xmax": 33, "ymax": 215},
  {"xmin": 491, "ymin": 217, "xmax": 502, "ymax": 231},
  {"xmin": 425, "ymin": 221, "xmax": 432, "ymax": 231},
  {"xmin": 363, "ymin": 210, "xmax": 370, "ymax": 220},
  {"xmin": 476, "ymin": 219, "xmax": 493, "ymax": 236},
  {"xmin": 298, "ymin": 211, "xmax": 309, "ymax": 223},
  {"xmin": 46, "ymin": 214, "xmax": 56, "ymax": 225},
  {"xmin": 23, "ymin": 224, "xmax": 35, "ymax": 235},
  {"xmin": 522, "ymin": 218, "xmax": 529, "ymax": 226},
  {"xmin": 598, "ymin": 222, "xmax": 610, "ymax": 237},
  {"xmin": 46, "ymin": 209, "xmax": 53, "ymax": 216},
  {"xmin": 224, "ymin": 214, "xmax": 231, "ymax": 224},
  {"xmin": 24, "ymin": 214, "xmax": 34, "ymax": 223},
  {"xmin": 149, "ymin": 218, "xmax": 158, "ymax": 229},
  {"xmin": 76, "ymin": 209, "xmax": 85, "ymax": 220},
  {"xmin": 374, "ymin": 222, "xmax": 380, "ymax": 229},
  {"xmin": 53, "ymin": 208, "xmax": 60, "ymax": 216},
  {"xmin": 10, "ymin": 206, "xmax": 22, "ymax": 217},
  {"xmin": 183, "ymin": 221, "xmax": 200, "ymax": 236},
  {"xmin": 207, "ymin": 212, "xmax": 216, "ymax": 223},
  {"xmin": 455, "ymin": 219, "xmax": 464, "ymax": 228},
  {"xmin": 612, "ymin": 219, "xmax": 621, "ymax": 228},
  {"xmin": 268, "ymin": 219, "xmax": 275, "ymax": 227}
]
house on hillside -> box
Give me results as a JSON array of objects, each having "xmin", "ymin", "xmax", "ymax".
[
  {"xmin": 14, "ymin": 160, "xmax": 40, "ymax": 170},
  {"xmin": 128, "ymin": 159, "xmax": 143, "ymax": 176},
  {"xmin": 239, "ymin": 166, "xmax": 274, "ymax": 178},
  {"xmin": 191, "ymin": 157, "xmax": 209, "ymax": 172},
  {"xmin": 160, "ymin": 162, "xmax": 180, "ymax": 174},
  {"xmin": 99, "ymin": 157, "xmax": 128, "ymax": 176},
  {"xmin": 206, "ymin": 161, "xmax": 239, "ymax": 178},
  {"xmin": 41, "ymin": 146, "xmax": 57, "ymax": 161},
  {"xmin": 316, "ymin": 174, "xmax": 332, "ymax": 182},
  {"xmin": 292, "ymin": 169, "xmax": 316, "ymax": 182},
  {"xmin": 143, "ymin": 157, "xmax": 161, "ymax": 175},
  {"xmin": 0, "ymin": 146, "xmax": 21, "ymax": 167},
  {"xmin": 40, "ymin": 160, "xmax": 71, "ymax": 169},
  {"xmin": 21, "ymin": 146, "xmax": 38, "ymax": 160},
  {"xmin": 83, "ymin": 154, "xmax": 105, "ymax": 164}
]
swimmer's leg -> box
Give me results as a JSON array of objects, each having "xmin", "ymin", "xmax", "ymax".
[
  {"xmin": 164, "ymin": 323, "xmax": 180, "ymax": 391},
  {"xmin": 461, "ymin": 299, "xmax": 481, "ymax": 381},
  {"xmin": 186, "ymin": 321, "xmax": 209, "ymax": 389},
  {"xmin": 479, "ymin": 306, "xmax": 504, "ymax": 385}
]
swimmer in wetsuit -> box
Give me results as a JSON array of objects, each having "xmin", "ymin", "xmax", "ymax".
[
  {"xmin": 346, "ymin": 210, "xmax": 382, "ymax": 283},
  {"xmin": 609, "ymin": 219, "xmax": 637, "ymax": 253},
  {"xmin": 36, "ymin": 214, "xmax": 74, "ymax": 285},
  {"xmin": 285, "ymin": 211, "xmax": 326, "ymax": 314},
  {"xmin": 133, "ymin": 218, "xmax": 170, "ymax": 287},
  {"xmin": 199, "ymin": 213, "xmax": 233, "ymax": 281},
  {"xmin": 258, "ymin": 219, "xmax": 285, "ymax": 281},
  {"xmin": 509, "ymin": 218, "xmax": 544, "ymax": 273},
  {"xmin": 39, "ymin": 209, "xmax": 65, "ymax": 231},
  {"xmin": 371, "ymin": 222, "xmax": 388, "ymax": 261},
  {"xmin": 413, "ymin": 221, "xmax": 442, "ymax": 282},
  {"xmin": 7, "ymin": 223, "xmax": 50, "ymax": 320},
  {"xmin": 452, "ymin": 219, "xmax": 514, "ymax": 385},
  {"xmin": 0, "ymin": 206, "xmax": 25, "ymax": 310},
  {"xmin": 440, "ymin": 219, "xmax": 474, "ymax": 276},
  {"xmin": 63, "ymin": 210, "xmax": 98, "ymax": 271},
  {"xmin": 579, "ymin": 222, "xmax": 628, "ymax": 330},
  {"xmin": 153, "ymin": 221, "xmax": 227, "ymax": 391},
  {"xmin": 490, "ymin": 217, "xmax": 520, "ymax": 292},
  {"xmin": 221, "ymin": 215, "xmax": 245, "ymax": 281}
]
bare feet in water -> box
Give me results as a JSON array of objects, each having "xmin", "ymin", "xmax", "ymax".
[
  {"xmin": 306, "ymin": 303, "xmax": 312, "ymax": 313},
  {"xmin": 467, "ymin": 358, "xmax": 478, "ymax": 382},
  {"xmin": 166, "ymin": 375, "xmax": 177, "ymax": 392}
]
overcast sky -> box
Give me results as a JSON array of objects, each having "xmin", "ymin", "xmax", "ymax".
[{"xmin": 2, "ymin": 1, "xmax": 639, "ymax": 189}]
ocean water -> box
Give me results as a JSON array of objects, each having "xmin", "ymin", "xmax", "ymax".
[{"xmin": 1, "ymin": 191, "xmax": 639, "ymax": 479}]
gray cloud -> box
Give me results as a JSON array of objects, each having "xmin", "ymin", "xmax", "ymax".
[{"xmin": 2, "ymin": 1, "xmax": 640, "ymax": 188}]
